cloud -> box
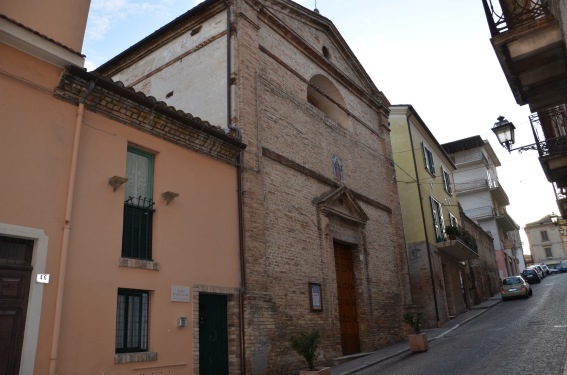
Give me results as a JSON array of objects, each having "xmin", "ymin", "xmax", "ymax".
[{"xmin": 86, "ymin": 0, "xmax": 179, "ymax": 42}]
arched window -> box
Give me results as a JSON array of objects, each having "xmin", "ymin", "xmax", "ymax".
[{"xmin": 307, "ymin": 74, "xmax": 348, "ymax": 127}]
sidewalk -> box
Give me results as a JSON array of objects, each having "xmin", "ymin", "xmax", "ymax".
[{"xmin": 330, "ymin": 295, "xmax": 502, "ymax": 375}]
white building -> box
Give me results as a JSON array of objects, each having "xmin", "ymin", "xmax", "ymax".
[{"xmin": 442, "ymin": 136, "xmax": 525, "ymax": 278}]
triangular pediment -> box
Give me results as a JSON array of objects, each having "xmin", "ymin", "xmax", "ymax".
[
  {"xmin": 314, "ymin": 186, "xmax": 368, "ymax": 224},
  {"xmin": 259, "ymin": 0, "xmax": 387, "ymax": 106}
]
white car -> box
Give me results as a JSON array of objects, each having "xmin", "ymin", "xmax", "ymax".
[{"xmin": 540, "ymin": 264, "xmax": 551, "ymax": 275}]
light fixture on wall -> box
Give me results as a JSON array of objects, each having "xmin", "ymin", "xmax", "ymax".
[
  {"xmin": 549, "ymin": 212, "xmax": 566, "ymax": 235},
  {"xmin": 108, "ymin": 176, "xmax": 128, "ymax": 191},
  {"xmin": 491, "ymin": 115, "xmax": 547, "ymax": 154},
  {"xmin": 162, "ymin": 191, "xmax": 179, "ymax": 205}
]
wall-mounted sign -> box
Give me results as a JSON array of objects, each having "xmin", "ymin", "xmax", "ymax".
[
  {"xmin": 171, "ymin": 285, "xmax": 190, "ymax": 302},
  {"xmin": 37, "ymin": 274, "xmax": 50, "ymax": 284},
  {"xmin": 309, "ymin": 282, "xmax": 322, "ymax": 312}
]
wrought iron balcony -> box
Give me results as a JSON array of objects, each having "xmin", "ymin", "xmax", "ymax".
[
  {"xmin": 482, "ymin": 0, "xmax": 551, "ymax": 36},
  {"xmin": 482, "ymin": 0, "xmax": 567, "ymax": 111},
  {"xmin": 436, "ymin": 225, "xmax": 479, "ymax": 261}
]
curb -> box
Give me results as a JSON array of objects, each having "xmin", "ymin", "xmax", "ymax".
[{"xmin": 336, "ymin": 299, "xmax": 501, "ymax": 375}]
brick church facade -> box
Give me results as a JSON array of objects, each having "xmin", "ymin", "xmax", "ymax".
[{"xmin": 97, "ymin": 0, "xmax": 412, "ymax": 373}]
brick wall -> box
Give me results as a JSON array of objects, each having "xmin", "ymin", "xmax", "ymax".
[{"xmin": 235, "ymin": 1, "xmax": 411, "ymax": 373}]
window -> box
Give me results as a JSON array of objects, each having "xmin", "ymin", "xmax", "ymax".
[
  {"xmin": 431, "ymin": 197, "xmax": 445, "ymax": 242},
  {"xmin": 449, "ymin": 213, "xmax": 458, "ymax": 227},
  {"xmin": 442, "ymin": 167, "xmax": 452, "ymax": 194},
  {"xmin": 541, "ymin": 230, "xmax": 549, "ymax": 242},
  {"xmin": 122, "ymin": 147, "xmax": 155, "ymax": 260},
  {"xmin": 422, "ymin": 143, "xmax": 436, "ymax": 175},
  {"xmin": 545, "ymin": 247, "xmax": 553, "ymax": 258},
  {"xmin": 116, "ymin": 289, "xmax": 149, "ymax": 353}
]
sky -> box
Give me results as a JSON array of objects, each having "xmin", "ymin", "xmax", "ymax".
[{"xmin": 83, "ymin": 0, "xmax": 556, "ymax": 252}]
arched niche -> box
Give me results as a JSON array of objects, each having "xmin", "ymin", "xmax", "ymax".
[{"xmin": 307, "ymin": 74, "xmax": 349, "ymax": 127}]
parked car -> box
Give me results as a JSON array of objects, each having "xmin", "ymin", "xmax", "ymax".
[
  {"xmin": 521, "ymin": 268, "xmax": 541, "ymax": 283},
  {"xmin": 529, "ymin": 265, "xmax": 545, "ymax": 279},
  {"xmin": 540, "ymin": 264, "xmax": 551, "ymax": 275},
  {"xmin": 501, "ymin": 276, "xmax": 532, "ymax": 301},
  {"xmin": 548, "ymin": 264, "xmax": 567, "ymax": 274}
]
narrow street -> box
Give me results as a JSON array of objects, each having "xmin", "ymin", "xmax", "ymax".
[{"xmin": 354, "ymin": 273, "xmax": 567, "ymax": 375}]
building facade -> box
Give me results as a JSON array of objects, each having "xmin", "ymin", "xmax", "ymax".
[
  {"xmin": 442, "ymin": 136, "xmax": 525, "ymax": 279},
  {"xmin": 482, "ymin": 0, "xmax": 567, "ymax": 218},
  {"xmin": 96, "ymin": 0, "xmax": 412, "ymax": 373},
  {"xmin": 389, "ymin": 105, "xmax": 479, "ymax": 328},
  {"xmin": 461, "ymin": 213, "xmax": 501, "ymax": 305},
  {"xmin": 525, "ymin": 214, "xmax": 567, "ymax": 266},
  {"xmin": 1, "ymin": 2, "xmax": 246, "ymax": 374}
]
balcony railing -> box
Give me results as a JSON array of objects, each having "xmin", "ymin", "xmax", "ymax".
[
  {"xmin": 482, "ymin": 0, "xmax": 551, "ymax": 36},
  {"xmin": 122, "ymin": 197, "xmax": 155, "ymax": 260},
  {"xmin": 455, "ymin": 178, "xmax": 489, "ymax": 193},
  {"xmin": 464, "ymin": 206, "xmax": 496, "ymax": 220},
  {"xmin": 453, "ymin": 151, "xmax": 489, "ymax": 168}
]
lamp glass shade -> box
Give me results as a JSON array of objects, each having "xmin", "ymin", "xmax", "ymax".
[
  {"xmin": 492, "ymin": 116, "xmax": 515, "ymax": 147},
  {"xmin": 550, "ymin": 212, "xmax": 559, "ymax": 225}
]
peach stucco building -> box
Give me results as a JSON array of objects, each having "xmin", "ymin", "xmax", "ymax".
[{"xmin": 1, "ymin": 1, "xmax": 245, "ymax": 374}]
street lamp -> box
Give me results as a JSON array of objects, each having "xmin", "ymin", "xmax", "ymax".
[
  {"xmin": 550, "ymin": 212, "xmax": 567, "ymax": 235},
  {"xmin": 492, "ymin": 116, "xmax": 516, "ymax": 152}
]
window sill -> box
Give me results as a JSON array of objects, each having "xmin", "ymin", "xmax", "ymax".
[
  {"xmin": 119, "ymin": 258, "xmax": 160, "ymax": 270},
  {"xmin": 114, "ymin": 351, "xmax": 157, "ymax": 364}
]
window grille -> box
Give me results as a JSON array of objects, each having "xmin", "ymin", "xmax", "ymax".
[
  {"xmin": 122, "ymin": 197, "xmax": 154, "ymax": 260},
  {"xmin": 116, "ymin": 288, "xmax": 149, "ymax": 353}
]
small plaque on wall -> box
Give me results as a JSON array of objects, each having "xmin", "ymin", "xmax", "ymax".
[
  {"xmin": 309, "ymin": 283, "xmax": 323, "ymax": 311},
  {"xmin": 171, "ymin": 285, "xmax": 190, "ymax": 302}
]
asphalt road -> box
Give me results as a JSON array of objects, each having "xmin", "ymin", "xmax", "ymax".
[{"xmin": 354, "ymin": 273, "xmax": 567, "ymax": 375}]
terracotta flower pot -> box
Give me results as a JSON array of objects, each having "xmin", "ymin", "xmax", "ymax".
[
  {"xmin": 408, "ymin": 333, "xmax": 428, "ymax": 352},
  {"xmin": 300, "ymin": 368, "xmax": 331, "ymax": 375}
]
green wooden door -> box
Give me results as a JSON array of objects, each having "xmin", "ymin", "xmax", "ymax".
[{"xmin": 199, "ymin": 294, "xmax": 228, "ymax": 375}]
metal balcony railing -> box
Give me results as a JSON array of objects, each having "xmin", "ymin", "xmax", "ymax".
[
  {"xmin": 122, "ymin": 196, "xmax": 155, "ymax": 260},
  {"xmin": 455, "ymin": 178, "xmax": 489, "ymax": 193},
  {"xmin": 482, "ymin": 0, "xmax": 551, "ymax": 36},
  {"xmin": 453, "ymin": 151, "xmax": 489, "ymax": 167},
  {"xmin": 464, "ymin": 206, "xmax": 496, "ymax": 220}
]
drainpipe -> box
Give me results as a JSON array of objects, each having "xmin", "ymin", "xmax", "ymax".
[
  {"xmin": 50, "ymin": 80, "xmax": 96, "ymax": 375},
  {"xmin": 224, "ymin": 1, "xmax": 247, "ymax": 373},
  {"xmin": 406, "ymin": 110, "xmax": 441, "ymax": 326}
]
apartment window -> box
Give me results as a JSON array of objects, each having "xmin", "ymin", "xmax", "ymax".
[
  {"xmin": 122, "ymin": 147, "xmax": 155, "ymax": 260},
  {"xmin": 541, "ymin": 230, "xmax": 549, "ymax": 242},
  {"xmin": 545, "ymin": 247, "xmax": 553, "ymax": 258},
  {"xmin": 449, "ymin": 213, "xmax": 458, "ymax": 227},
  {"xmin": 442, "ymin": 167, "xmax": 452, "ymax": 194},
  {"xmin": 431, "ymin": 197, "xmax": 445, "ymax": 242},
  {"xmin": 422, "ymin": 143, "xmax": 436, "ymax": 176},
  {"xmin": 116, "ymin": 289, "xmax": 149, "ymax": 353}
]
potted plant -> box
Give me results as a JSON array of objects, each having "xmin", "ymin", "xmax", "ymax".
[
  {"xmin": 290, "ymin": 329, "xmax": 331, "ymax": 375},
  {"xmin": 444, "ymin": 226, "xmax": 460, "ymax": 240},
  {"xmin": 403, "ymin": 312, "xmax": 428, "ymax": 352}
]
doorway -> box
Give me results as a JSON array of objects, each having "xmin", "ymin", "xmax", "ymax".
[
  {"xmin": 334, "ymin": 242, "xmax": 360, "ymax": 355},
  {"xmin": 0, "ymin": 236, "xmax": 33, "ymax": 375},
  {"xmin": 199, "ymin": 293, "xmax": 228, "ymax": 375}
]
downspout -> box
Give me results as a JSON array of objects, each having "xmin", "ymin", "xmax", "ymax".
[
  {"xmin": 406, "ymin": 110, "xmax": 441, "ymax": 326},
  {"xmin": 224, "ymin": 1, "xmax": 247, "ymax": 373},
  {"xmin": 50, "ymin": 80, "xmax": 96, "ymax": 375}
]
